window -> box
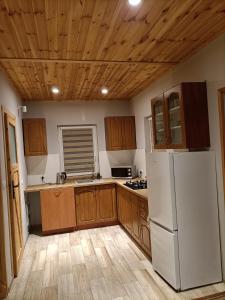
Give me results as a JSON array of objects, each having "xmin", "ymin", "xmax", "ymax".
[{"xmin": 58, "ymin": 125, "xmax": 99, "ymax": 176}]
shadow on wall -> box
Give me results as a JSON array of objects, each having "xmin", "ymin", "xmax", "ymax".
[
  {"xmin": 107, "ymin": 150, "xmax": 135, "ymax": 166},
  {"xmin": 25, "ymin": 156, "xmax": 48, "ymax": 175}
]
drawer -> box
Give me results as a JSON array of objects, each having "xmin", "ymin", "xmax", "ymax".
[
  {"xmin": 75, "ymin": 186, "xmax": 95, "ymax": 194},
  {"xmin": 95, "ymin": 184, "xmax": 115, "ymax": 190}
]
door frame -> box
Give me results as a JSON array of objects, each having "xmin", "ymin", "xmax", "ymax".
[
  {"xmin": 2, "ymin": 107, "xmax": 23, "ymax": 277},
  {"xmin": 218, "ymin": 87, "xmax": 225, "ymax": 205},
  {"xmin": 0, "ymin": 163, "xmax": 7, "ymax": 298}
]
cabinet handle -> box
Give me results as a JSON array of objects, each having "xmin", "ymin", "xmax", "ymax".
[{"xmin": 54, "ymin": 191, "xmax": 61, "ymax": 197}]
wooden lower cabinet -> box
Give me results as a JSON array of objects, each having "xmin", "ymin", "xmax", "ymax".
[
  {"xmin": 140, "ymin": 219, "xmax": 151, "ymax": 256},
  {"xmin": 75, "ymin": 186, "xmax": 97, "ymax": 226},
  {"xmin": 75, "ymin": 184, "xmax": 117, "ymax": 228},
  {"xmin": 117, "ymin": 186, "xmax": 127, "ymax": 225},
  {"xmin": 39, "ymin": 183, "xmax": 150, "ymax": 258},
  {"xmin": 117, "ymin": 186, "xmax": 151, "ymax": 257},
  {"xmin": 96, "ymin": 184, "xmax": 117, "ymax": 222},
  {"xmin": 40, "ymin": 187, "xmax": 76, "ymax": 233},
  {"xmin": 131, "ymin": 193, "xmax": 140, "ymax": 241}
]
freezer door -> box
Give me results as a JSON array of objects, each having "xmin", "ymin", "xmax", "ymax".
[
  {"xmin": 151, "ymin": 222, "xmax": 180, "ymax": 290},
  {"xmin": 148, "ymin": 152, "xmax": 177, "ymax": 230},
  {"xmin": 174, "ymin": 151, "xmax": 222, "ymax": 290}
]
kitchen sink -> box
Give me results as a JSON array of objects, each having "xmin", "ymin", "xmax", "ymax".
[
  {"xmin": 75, "ymin": 179, "xmax": 103, "ymax": 185},
  {"xmin": 76, "ymin": 179, "xmax": 94, "ymax": 184}
]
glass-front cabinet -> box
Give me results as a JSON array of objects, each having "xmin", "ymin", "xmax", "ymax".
[
  {"xmin": 165, "ymin": 86, "xmax": 185, "ymax": 148},
  {"xmin": 152, "ymin": 95, "xmax": 167, "ymax": 148},
  {"xmin": 151, "ymin": 82, "xmax": 210, "ymax": 150}
]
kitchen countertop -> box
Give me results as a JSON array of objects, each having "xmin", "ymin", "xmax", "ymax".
[{"xmin": 25, "ymin": 178, "xmax": 148, "ymax": 200}]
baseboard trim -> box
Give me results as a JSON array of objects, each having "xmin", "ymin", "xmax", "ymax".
[{"xmin": 77, "ymin": 220, "xmax": 119, "ymax": 230}]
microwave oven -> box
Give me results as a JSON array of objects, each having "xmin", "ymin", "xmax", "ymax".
[{"xmin": 111, "ymin": 166, "xmax": 136, "ymax": 179}]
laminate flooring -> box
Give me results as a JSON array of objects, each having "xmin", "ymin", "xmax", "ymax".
[{"xmin": 5, "ymin": 225, "xmax": 225, "ymax": 300}]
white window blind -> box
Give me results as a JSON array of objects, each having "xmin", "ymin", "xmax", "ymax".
[{"xmin": 59, "ymin": 126, "xmax": 99, "ymax": 175}]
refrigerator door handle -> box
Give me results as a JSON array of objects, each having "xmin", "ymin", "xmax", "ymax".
[{"xmin": 150, "ymin": 219, "xmax": 178, "ymax": 234}]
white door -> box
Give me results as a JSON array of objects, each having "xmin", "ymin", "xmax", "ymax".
[
  {"xmin": 150, "ymin": 222, "xmax": 180, "ymax": 290},
  {"xmin": 148, "ymin": 152, "xmax": 177, "ymax": 230}
]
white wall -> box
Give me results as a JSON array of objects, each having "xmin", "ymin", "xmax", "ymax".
[
  {"xmin": 131, "ymin": 33, "xmax": 225, "ymax": 276},
  {"xmin": 0, "ymin": 71, "xmax": 28, "ymax": 287},
  {"xmin": 24, "ymin": 100, "xmax": 136, "ymax": 226},
  {"xmin": 24, "ymin": 100, "xmax": 134, "ymax": 186}
]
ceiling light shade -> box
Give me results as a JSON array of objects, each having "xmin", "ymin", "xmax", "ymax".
[
  {"xmin": 101, "ymin": 87, "xmax": 109, "ymax": 95},
  {"xmin": 128, "ymin": 0, "xmax": 142, "ymax": 6},
  {"xmin": 51, "ymin": 86, "xmax": 60, "ymax": 94},
  {"xmin": 17, "ymin": 105, "xmax": 27, "ymax": 113}
]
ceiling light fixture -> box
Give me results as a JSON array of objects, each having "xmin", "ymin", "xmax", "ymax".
[
  {"xmin": 51, "ymin": 86, "xmax": 60, "ymax": 94},
  {"xmin": 101, "ymin": 87, "xmax": 109, "ymax": 95},
  {"xmin": 128, "ymin": 0, "xmax": 142, "ymax": 6}
]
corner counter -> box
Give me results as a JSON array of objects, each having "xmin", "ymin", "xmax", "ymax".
[{"xmin": 25, "ymin": 178, "xmax": 148, "ymax": 200}]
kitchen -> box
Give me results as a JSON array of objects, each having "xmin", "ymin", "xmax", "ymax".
[{"xmin": 1, "ymin": 1, "xmax": 225, "ymax": 299}]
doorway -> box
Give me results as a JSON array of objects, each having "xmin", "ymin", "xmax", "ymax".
[
  {"xmin": 0, "ymin": 166, "xmax": 7, "ymax": 298},
  {"xmin": 3, "ymin": 110, "xmax": 23, "ymax": 277}
]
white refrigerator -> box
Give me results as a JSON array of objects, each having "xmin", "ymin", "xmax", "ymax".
[{"xmin": 147, "ymin": 151, "xmax": 222, "ymax": 291}]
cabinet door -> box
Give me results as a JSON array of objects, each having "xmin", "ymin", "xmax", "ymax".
[
  {"xmin": 59, "ymin": 187, "xmax": 76, "ymax": 229},
  {"xmin": 96, "ymin": 184, "xmax": 117, "ymax": 222},
  {"xmin": 130, "ymin": 193, "xmax": 140, "ymax": 241},
  {"xmin": 117, "ymin": 186, "xmax": 126, "ymax": 226},
  {"xmin": 164, "ymin": 85, "xmax": 186, "ymax": 148},
  {"xmin": 117, "ymin": 186, "xmax": 132, "ymax": 231},
  {"xmin": 151, "ymin": 96, "xmax": 168, "ymax": 149},
  {"xmin": 122, "ymin": 117, "xmax": 137, "ymax": 149},
  {"xmin": 40, "ymin": 189, "xmax": 60, "ymax": 232},
  {"xmin": 124, "ymin": 192, "xmax": 133, "ymax": 233},
  {"xmin": 105, "ymin": 117, "xmax": 123, "ymax": 150},
  {"xmin": 75, "ymin": 187, "xmax": 97, "ymax": 225},
  {"xmin": 140, "ymin": 220, "xmax": 151, "ymax": 257},
  {"xmin": 23, "ymin": 118, "xmax": 47, "ymax": 156},
  {"xmin": 140, "ymin": 199, "xmax": 149, "ymax": 222}
]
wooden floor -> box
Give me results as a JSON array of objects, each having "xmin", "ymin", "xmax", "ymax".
[{"xmin": 5, "ymin": 225, "xmax": 225, "ymax": 300}]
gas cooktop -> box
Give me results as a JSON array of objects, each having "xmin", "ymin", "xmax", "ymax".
[{"xmin": 124, "ymin": 180, "xmax": 147, "ymax": 190}]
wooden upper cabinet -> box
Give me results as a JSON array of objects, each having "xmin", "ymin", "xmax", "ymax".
[
  {"xmin": 164, "ymin": 85, "xmax": 186, "ymax": 148},
  {"xmin": 105, "ymin": 116, "xmax": 136, "ymax": 150},
  {"xmin": 105, "ymin": 117, "xmax": 123, "ymax": 150},
  {"xmin": 152, "ymin": 82, "xmax": 210, "ymax": 149},
  {"xmin": 151, "ymin": 95, "xmax": 167, "ymax": 148},
  {"xmin": 40, "ymin": 187, "xmax": 76, "ymax": 232},
  {"xmin": 123, "ymin": 117, "xmax": 137, "ymax": 149},
  {"xmin": 23, "ymin": 118, "xmax": 47, "ymax": 156}
]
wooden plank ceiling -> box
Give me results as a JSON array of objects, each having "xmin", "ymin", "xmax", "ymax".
[{"xmin": 0, "ymin": 0, "xmax": 225, "ymax": 101}]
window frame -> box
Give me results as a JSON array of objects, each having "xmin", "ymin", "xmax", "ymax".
[{"xmin": 58, "ymin": 125, "xmax": 99, "ymax": 177}]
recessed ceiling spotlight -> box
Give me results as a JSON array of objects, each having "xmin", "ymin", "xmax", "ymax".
[
  {"xmin": 101, "ymin": 87, "xmax": 109, "ymax": 95},
  {"xmin": 128, "ymin": 0, "xmax": 142, "ymax": 6},
  {"xmin": 51, "ymin": 86, "xmax": 60, "ymax": 94}
]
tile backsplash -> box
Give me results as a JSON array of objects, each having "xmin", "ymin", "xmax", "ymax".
[{"xmin": 26, "ymin": 150, "xmax": 139, "ymax": 185}]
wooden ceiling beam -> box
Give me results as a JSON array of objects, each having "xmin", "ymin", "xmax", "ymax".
[{"xmin": 0, "ymin": 57, "xmax": 177, "ymax": 66}]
